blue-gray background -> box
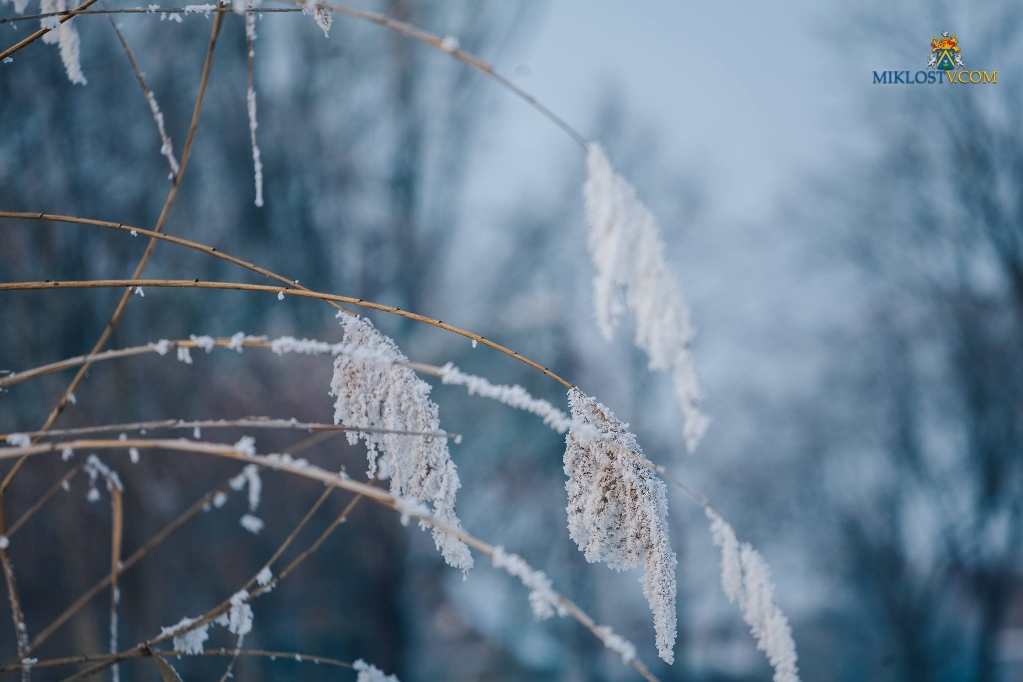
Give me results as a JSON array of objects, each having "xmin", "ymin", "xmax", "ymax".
[{"xmin": 2, "ymin": 1, "xmax": 1022, "ymax": 680}]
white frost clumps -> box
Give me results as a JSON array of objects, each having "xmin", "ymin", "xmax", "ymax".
[
  {"xmin": 596, "ymin": 625, "xmax": 637, "ymax": 665},
  {"xmin": 706, "ymin": 508, "xmax": 799, "ymax": 682},
  {"xmin": 40, "ymin": 0, "xmax": 86, "ymax": 85},
  {"xmin": 438, "ymin": 362, "xmax": 598, "ymax": 439},
  {"xmin": 189, "ymin": 334, "xmax": 216, "ymax": 353},
  {"xmin": 302, "ymin": 0, "xmax": 332, "ymax": 37},
  {"xmin": 150, "ymin": 339, "xmax": 171, "ymax": 356},
  {"xmin": 183, "ymin": 3, "xmax": 216, "ymax": 16},
  {"xmin": 354, "ymin": 660, "xmax": 400, "ymax": 682},
  {"xmin": 230, "ymin": 463, "xmax": 261, "ymax": 509},
  {"xmin": 706, "ymin": 508, "xmax": 743, "ymax": 602},
  {"xmin": 564, "ymin": 389, "xmax": 677, "ymax": 663},
  {"xmin": 84, "ymin": 454, "xmax": 123, "ymax": 495},
  {"xmin": 146, "ymin": 91, "xmax": 179, "ymax": 175},
  {"xmin": 491, "ymin": 546, "xmax": 564, "ymax": 621},
  {"xmin": 160, "ymin": 616, "xmax": 209, "ymax": 655},
  {"xmin": 233, "ymin": 436, "xmax": 257, "ymax": 457},
  {"xmin": 227, "ymin": 332, "xmax": 248, "ymax": 351},
  {"xmin": 160, "ymin": 588, "xmax": 255, "ymax": 656},
  {"xmin": 230, "ymin": 463, "xmax": 263, "ymax": 533},
  {"xmin": 5, "ymin": 433, "xmax": 30, "ymax": 448},
  {"xmin": 227, "ymin": 589, "xmax": 254, "ymax": 636},
  {"xmin": 331, "ymin": 314, "xmax": 472, "ymax": 574},
  {"xmin": 240, "ymin": 513, "xmax": 264, "ymax": 534},
  {"xmin": 247, "ymin": 85, "xmax": 263, "ymax": 207},
  {"xmin": 584, "ymin": 143, "xmax": 709, "ymax": 452},
  {"xmin": 176, "ymin": 346, "xmax": 193, "ymax": 364},
  {"xmin": 255, "ymin": 566, "xmax": 273, "ymax": 586}
]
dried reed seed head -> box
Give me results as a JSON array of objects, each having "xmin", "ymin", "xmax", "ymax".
[
  {"xmin": 564, "ymin": 389, "xmax": 678, "ymax": 663},
  {"xmin": 331, "ymin": 314, "xmax": 472, "ymax": 573}
]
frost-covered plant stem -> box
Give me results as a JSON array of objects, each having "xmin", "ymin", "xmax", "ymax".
[
  {"xmin": 706, "ymin": 509, "xmax": 799, "ymax": 682},
  {"xmin": 105, "ymin": 15, "xmax": 180, "ymax": 176},
  {"xmin": 584, "ymin": 143, "xmax": 709, "ymax": 451},
  {"xmin": 245, "ymin": 9, "xmax": 263, "ymax": 207},
  {"xmin": 0, "ymin": 438, "xmax": 663, "ymax": 682}
]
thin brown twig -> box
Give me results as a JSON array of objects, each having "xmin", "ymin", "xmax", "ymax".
[
  {"xmin": 0, "ymin": 647, "xmax": 353, "ymax": 674},
  {"xmin": 0, "ymin": 17, "xmax": 226, "ymax": 664},
  {"xmin": 6, "ymin": 464, "xmax": 82, "ymax": 537},
  {"xmin": 19, "ymin": 431, "xmax": 338, "ymax": 657},
  {"xmin": 64, "ymin": 488, "xmax": 367, "ymax": 682},
  {"xmin": 0, "ymin": 279, "xmax": 575, "ymax": 389},
  {"xmin": 102, "ymin": 5, "xmax": 179, "ymax": 176},
  {"xmin": 105, "ymin": 479, "xmax": 123, "ymax": 682},
  {"xmin": 0, "ymin": 439, "xmax": 661, "ymax": 682},
  {"xmin": 0, "ymin": 6, "xmax": 298, "ymax": 25},
  {"xmin": 0, "ymin": 417, "xmax": 461, "ymax": 442},
  {"xmin": 0, "ymin": 0, "xmax": 101, "ymax": 62}
]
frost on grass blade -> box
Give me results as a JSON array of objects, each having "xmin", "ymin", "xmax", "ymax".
[
  {"xmin": 491, "ymin": 546, "xmax": 563, "ymax": 620},
  {"xmin": 40, "ymin": 0, "xmax": 86, "ymax": 85},
  {"xmin": 584, "ymin": 143, "xmax": 709, "ymax": 451},
  {"xmin": 596, "ymin": 625, "xmax": 637, "ymax": 665},
  {"xmin": 706, "ymin": 508, "xmax": 743, "ymax": 603},
  {"xmin": 706, "ymin": 508, "xmax": 800, "ymax": 682},
  {"xmin": 437, "ymin": 362, "xmax": 598, "ymax": 439},
  {"xmin": 146, "ymin": 91, "xmax": 179, "ymax": 175},
  {"xmin": 247, "ymin": 83, "xmax": 263, "ymax": 207},
  {"xmin": 564, "ymin": 389, "xmax": 678, "ymax": 663},
  {"xmin": 354, "ymin": 659, "xmax": 400, "ymax": 682},
  {"xmin": 331, "ymin": 314, "xmax": 472, "ymax": 574}
]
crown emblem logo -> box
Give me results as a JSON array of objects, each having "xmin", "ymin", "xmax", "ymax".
[{"xmin": 928, "ymin": 31, "xmax": 964, "ymax": 70}]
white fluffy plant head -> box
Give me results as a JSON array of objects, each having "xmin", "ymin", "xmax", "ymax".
[
  {"xmin": 330, "ymin": 313, "xmax": 473, "ymax": 574},
  {"xmin": 564, "ymin": 389, "xmax": 678, "ymax": 663},
  {"xmin": 707, "ymin": 508, "xmax": 800, "ymax": 682},
  {"xmin": 583, "ymin": 142, "xmax": 709, "ymax": 452}
]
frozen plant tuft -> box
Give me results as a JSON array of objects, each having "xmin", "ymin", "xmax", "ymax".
[
  {"xmin": 584, "ymin": 142, "xmax": 709, "ymax": 451},
  {"xmin": 564, "ymin": 389, "xmax": 677, "ymax": 663},
  {"xmin": 331, "ymin": 314, "xmax": 472, "ymax": 573},
  {"xmin": 40, "ymin": 0, "xmax": 86, "ymax": 85},
  {"xmin": 706, "ymin": 508, "xmax": 800, "ymax": 682}
]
